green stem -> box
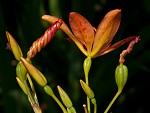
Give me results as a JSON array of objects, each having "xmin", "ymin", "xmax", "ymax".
[
  {"xmin": 94, "ymin": 103, "xmax": 97, "ymax": 113},
  {"xmin": 104, "ymin": 90, "xmax": 122, "ymax": 113},
  {"xmin": 51, "ymin": 95, "xmax": 68, "ymax": 113},
  {"xmin": 24, "ymin": 80, "xmax": 35, "ymax": 105},
  {"xmin": 84, "ymin": 57, "xmax": 92, "ymax": 113},
  {"xmin": 24, "ymin": 80, "xmax": 42, "ymax": 113},
  {"xmin": 85, "ymin": 76, "xmax": 90, "ymax": 113}
]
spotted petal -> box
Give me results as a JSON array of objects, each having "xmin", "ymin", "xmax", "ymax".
[
  {"xmin": 69, "ymin": 12, "xmax": 95, "ymax": 54},
  {"xmin": 91, "ymin": 9, "xmax": 121, "ymax": 57}
]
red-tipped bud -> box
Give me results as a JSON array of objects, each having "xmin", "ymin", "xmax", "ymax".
[
  {"xmin": 27, "ymin": 19, "xmax": 63, "ymax": 58},
  {"xmin": 6, "ymin": 31, "xmax": 23, "ymax": 61}
]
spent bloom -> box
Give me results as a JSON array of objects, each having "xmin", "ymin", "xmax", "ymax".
[{"xmin": 40, "ymin": 9, "xmax": 137, "ymax": 58}]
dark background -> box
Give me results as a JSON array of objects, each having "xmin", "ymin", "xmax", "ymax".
[{"xmin": 0, "ymin": 0, "xmax": 150, "ymax": 113}]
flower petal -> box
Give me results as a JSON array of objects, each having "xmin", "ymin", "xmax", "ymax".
[
  {"xmin": 95, "ymin": 36, "xmax": 139, "ymax": 57},
  {"xmin": 69, "ymin": 12, "xmax": 95, "ymax": 53},
  {"xmin": 91, "ymin": 9, "xmax": 121, "ymax": 57}
]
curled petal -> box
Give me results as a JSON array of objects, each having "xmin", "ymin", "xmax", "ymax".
[
  {"xmin": 27, "ymin": 19, "xmax": 62, "ymax": 58},
  {"xmin": 119, "ymin": 36, "xmax": 140, "ymax": 64},
  {"xmin": 69, "ymin": 12, "xmax": 95, "ymax": 53},
  {"xmin": 91, "ymin": 9, "xmax": 121, "ymax": 57},
  {"xmin": 95, "ymin": 36, "xmax": 139, "ymax": 57}
]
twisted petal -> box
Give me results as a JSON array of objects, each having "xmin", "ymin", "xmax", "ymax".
[
  {"xmin": 91, "ymin": 9, "xmax": 121, "ymax": 57},
  {"xmin": 42, "ymin": 15, "xmax": 88, "ymax": 56},
  {"xmin": 69, "ymin": 12, "xmax": 95, "ymax": 54},
  {"xmin": 27, "ymin": 19, "xmax": 62, "ymax": 58}
]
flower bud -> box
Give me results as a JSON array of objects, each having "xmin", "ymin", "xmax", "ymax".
[
  {"xmin": 91, "ymin": 98, "xmax": 96, "ymax": 105},
  {"xmin": 16, "ymin": 61, "xmax": 27, "ymax": 81},
  {"xmin": 16, "ymin": 77, "xmax": 28, "ymax": 94},
  {"xmin": 20, "ymin": 57, "xmax": 47, "ymax": 87},
  {"xmin": 57, "ymin": 85, "xmax": 73, "ymax": 108},
  {"xmin": 115, "ymin": 64, "xmax": 128, "ymax": 91},
  {"xmin": 83, "ymin": 57, "xmax": 92, "ymax": 76},
  {"xmin": 6, "ymin": 31, "xmax": 23, "ymax": 61},
  {"xmin": 80, "ymin": 80, "xmax": 94, "ymax": 99},
  {"xmin": 44, "ymin": 85, "xmax": 54, "ymax": 96}
]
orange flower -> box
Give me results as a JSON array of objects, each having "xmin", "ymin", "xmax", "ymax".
[{"xmin": 42, "ymin": 9, "xmax": 137, "ymax": 58}]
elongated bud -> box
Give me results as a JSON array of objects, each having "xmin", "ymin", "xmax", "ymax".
[
  {"xmin": 115, "ymin": 64, "xmax": 128, "ymax": 91},
  {"xmin": 83, "ymin": 57, "xmax": 92, "ymax": 76},
  {"xmin": 44, "ymin": 85, "xmax": 54, "ymax": 96},
  {"xmin": 27, "ymin": 19, "xmax": 63, "ymax": 59},
  {"xmin": 16, "ymin": 61, "xmax": 27, "ymax": 81},
  {"xmin": 20, "ymin": 57, "xmax": 47, "ymax": 87},
  {"xmin": 80, "ymin": 80, "xmax": 94, "ymax": 99},
  {"xmin": 57, "ymin": 85, "xmax": 73, "ymax": 108},
  {"xmin": 16, "ymin": 77, "xmax": 28, "ymax": 94},
  {"xmin": 6, "ymin": 31, "xmax": 23, "ymax": 61}
]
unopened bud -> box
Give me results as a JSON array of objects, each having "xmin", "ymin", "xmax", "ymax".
[
  {"xmin": 6, "ymin": 31, "xmax": 23, "ymax": 61},
  {"xmin": 80, "ymin": 80, "xmax": 94, "ymax": 99},
  {"xmin": 16, "ymin": 77, "xmax": 27, "ymax": 94},
  {"xmin": 44, "ymin": 85, "xmax": 54, "ymax": 96},
  {"xmin": 83, "ymin": 57, "xmax": 92, "ymax": 76},
  {"xmin": 115, "ymin": 64, "xmax": 128, "ymax": 91},
  {"xmin": 20, "ymin": 57, "xmax": 47, "ymax": 87},
  {"xmin": 16, "ymin": 61, "xmax": 27, "ymax": 81},
  {"xmin": 57, "ymin": 85, "xmax": 73, "ymax": 108}
]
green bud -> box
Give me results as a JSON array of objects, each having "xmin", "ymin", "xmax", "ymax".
[
  {"xmin": 80, "ymin": 80, "xmax": 94, "ymax": 99},
  {"xmin": 44, "ymin": 85, "xmax": 54, "ymax": 96},
  {"xmin": 115, "ymin": 64, "xmax": 128, "ymax": 91},
  {"xmin": 6, "ymin": 31, "xmax": 23, "ymax": 61},
  {"xmin": 83, "ymin": 57, "xmax": 92, "ymax": 76},
  {"xmin": 91, "ymin": 98, "xmax": 96, "ymax": 105},
  {"xmin": 20, "ymin": 57, "xmax": 47, "ymax": 87},
  {"xmin": 16, "ymin": 61, "xmax": 27, "ymax": 81},
  {"xmin": 57, "ymin": 85, "xmax": 73, "ymax": 108},
  {"xmin": 16, "ymin": 77, "xmax": 28, "ymax": 94}
]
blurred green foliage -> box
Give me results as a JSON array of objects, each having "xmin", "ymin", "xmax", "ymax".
[{"xmin": 0, "ymin": 0, "xmax": 150, "ymax": 113}]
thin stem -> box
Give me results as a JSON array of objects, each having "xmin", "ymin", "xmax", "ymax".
[
  {"xmin": 94, "ymin": 103, "xmax": 97, "ymax": 113},
  {"xmin": 104, "ymin": 90, "xmax": 122, "ymax": 113},
  {"xmin": 83, "ymin": 57, "xmax": 92, "ymax": 113},
  {"xmin": 83, "ymin": 104, "xmax": 88, "ymax": 113},
  {"xmin": 51, "ymin": 95, "xmax": 68, "ymax": 113},
  {"xmin": 85, "ymin": 74, "xmax": 90, "ymax": 113},
  {"xmin": 24, "ymin": 80, "xmax": 42, "ymax": 113},
  {"xmin": 24, "ymin": 80, "xmax": 35, "ymax": 105}
]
